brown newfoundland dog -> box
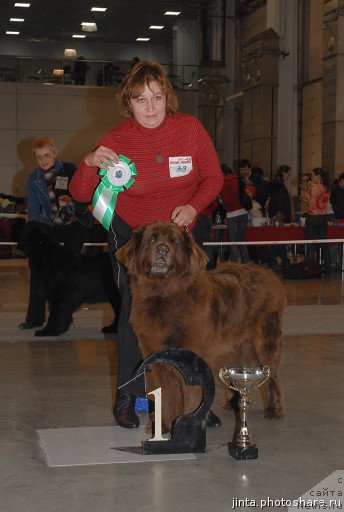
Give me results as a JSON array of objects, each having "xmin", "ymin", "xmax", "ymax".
[{"xmin": 116, "ymin": 221, "xmax": 286, "ymax": 432}]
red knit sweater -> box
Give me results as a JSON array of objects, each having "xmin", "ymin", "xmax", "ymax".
[{"xmin": 70, "ymin": 112, "xmax": 223, "ymax": 229}]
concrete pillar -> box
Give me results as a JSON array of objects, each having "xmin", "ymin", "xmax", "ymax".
[
  {"xmin": 197, "ymin": 0, "xmax": 226, "ymax": 162},
  {"xmin": 322, "ymin": 0, "xmax": 344, "ymax": 178},
  {"xmin": 239, "ymin": 28, "xmax": 280, "ymax": 177}
]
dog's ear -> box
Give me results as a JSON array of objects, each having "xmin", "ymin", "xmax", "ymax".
[
  {"xmin": 115, "ymin": 226, "xmax": 145, "ymax": 273},
  {"xmin": 185, "ymin": 232, "xmax": 208, "ymax": 273}
]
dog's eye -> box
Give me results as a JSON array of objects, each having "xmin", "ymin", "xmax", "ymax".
[{"xmin": 148, "ymin": 236, "xmax": 156, "ymax": 244}]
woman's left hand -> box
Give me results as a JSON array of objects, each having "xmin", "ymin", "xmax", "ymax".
[{"xmin": 171, "ymin": 204, "xmax": 197, "ymax": 227}]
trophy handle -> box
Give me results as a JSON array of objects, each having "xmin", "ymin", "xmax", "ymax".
[{"xmin": 253, "ymin": 366, "xmax": 270, "ymax": 390}]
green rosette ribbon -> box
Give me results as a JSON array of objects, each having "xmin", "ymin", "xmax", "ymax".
[{"xmin": 92, "ymin": 154, "xmax": 137, "ymax": 230}]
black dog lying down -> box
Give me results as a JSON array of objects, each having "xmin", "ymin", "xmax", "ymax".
[{"xmin": 18, "ymin": 221, "xmax": 121, "ymax": 337}]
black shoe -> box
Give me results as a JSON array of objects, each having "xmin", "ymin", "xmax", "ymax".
[
  {"xmin": 101, "ymin": 320, "xmax": 118, "ymax": 334},
  {"xmin": 113, "ymin": 390, "xmax": 140, "ymax": 429},
  {"xmin": 18, "ymin": 321, "xmax": 43, "ymax": 330},
  {"xmin": 205, "ymin": 409, "xmax": 221, "ymax": 428}
]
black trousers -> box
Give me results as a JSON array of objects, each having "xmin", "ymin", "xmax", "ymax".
[
  {"xmin": 107, "ymin": 215, "xmax": 145, "ymax": 396},
  {"xmin": 26, "ymin": 222, "xmax": 89, "ymax": 324}
]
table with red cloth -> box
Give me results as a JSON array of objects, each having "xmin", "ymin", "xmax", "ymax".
[
  {"xmin": 245, "ymin": 225, "xmax": 344, "ymax": 242},
  {"xmin": 210, "ymin": 224, "xmax": 344, "ymax": 269}
]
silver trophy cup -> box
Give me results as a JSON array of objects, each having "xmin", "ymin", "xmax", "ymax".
[{"xmin": 219, "ymin": 366, "xmax": 270, "ymax": 459}]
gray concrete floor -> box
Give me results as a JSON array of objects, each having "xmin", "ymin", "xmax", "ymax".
[{"xmin": 1, "ymin": 259, "xmax": 344, "ymax": 512}]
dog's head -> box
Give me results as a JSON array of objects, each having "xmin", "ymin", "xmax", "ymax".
[
  {"xmin": 116, "ymin": 222, "xmax": 208, "ymax": 279},
  {"xmin": 17, "ymin": 221, "xmax": 56, "ymax": 256}
]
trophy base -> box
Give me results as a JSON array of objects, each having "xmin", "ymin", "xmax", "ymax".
[{"xmin": 227, "ymin": 442, "xmax": 258, "ymax": 460}]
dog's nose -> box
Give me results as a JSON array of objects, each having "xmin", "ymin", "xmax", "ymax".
[{"xmin": 157, "ymin": 244, "xmax": 169, "ymax": 256}]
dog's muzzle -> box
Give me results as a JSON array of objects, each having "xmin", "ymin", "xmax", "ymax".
[{"xmin": 148, "ymin": 243, "xmax": 170, "ymax": 277}]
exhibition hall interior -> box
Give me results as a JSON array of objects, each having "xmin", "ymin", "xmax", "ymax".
[{"xmin": 1, "ymin": 1, "xmax": 344, "ymax": 511}]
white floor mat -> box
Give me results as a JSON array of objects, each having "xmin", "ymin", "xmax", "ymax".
[{"xmin": 37, "ymin": 426, "xmax": 197, "ymax": 466}]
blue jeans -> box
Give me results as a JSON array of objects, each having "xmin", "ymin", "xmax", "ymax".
[
  {"xmin": 226, "ymin": 214, "xmax": 250, "ymax": 263},
  {"xmin": 305, "ymin": 214, "xmax": 331, "ymax": 271}
]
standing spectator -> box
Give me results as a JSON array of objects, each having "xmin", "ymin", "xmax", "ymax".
[
  {"xmin": 221, "ymin": 166, "xmax": 250, "ymax": 263},
  {"xmin": 330, "ymin": 172, "xmax": 344, "ymax": 220},
  {"xmin": 267, "ymin": 165, "xmax": 292, "ymax": 269},
  {"xmin": 192, "ymin": 198, "xmax": 219, "ymax": 269},
  {"xmin": 73, "ymin": 56, "xmax": 89, "ymax": 85},
  {"xmin": 69, "ymin": 61, "xmax": 223, "ymax": 430},
  {"xmin": 239, "ymin": 159, "xmax": 269, "ymax": 211},
  {"xmin": 18, "ymin": 136, "xmax": 92, "ymax": 330},
  {"xmin": 301, "ymin": 167, "xmax": 331, "ymax": 274},
  {"xmin": 239, "ymin": 159, "xmax": 269, "ymax": 264}
]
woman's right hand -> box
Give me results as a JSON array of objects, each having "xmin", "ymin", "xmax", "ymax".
[{"xmin": 84, "ymin": 146, "xmax": 119, "ymax": 169}]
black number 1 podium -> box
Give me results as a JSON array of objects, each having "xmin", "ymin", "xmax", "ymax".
[{"xmin": 135, "ymin": 348, "xmax": 215, "ymax": 455}]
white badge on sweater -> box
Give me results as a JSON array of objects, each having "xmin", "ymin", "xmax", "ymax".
[
  {"xmin": 55, "ymin": 176, "xmax": 69, "ymax": 190},
  {"xmin": 169, "ymin": 156, "xmax": 192, "ymax": 178}
]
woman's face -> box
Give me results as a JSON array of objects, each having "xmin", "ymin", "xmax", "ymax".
[
  {"xmin": 311, "ymin": 171, "xmax": 321, "ymax": 184},
  {"xmin": 129, "ymin": 81, "xmax": 166, "ymax": 129},
  {"xmin": 34, "ymin": 146, "xmax": 57, "ymax": 171},
  {"xmin": 283, "ymin": 170, "xmax": 290, "ymax": 181}
]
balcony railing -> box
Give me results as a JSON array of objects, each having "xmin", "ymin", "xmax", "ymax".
[{"xmin": 0, "ymin": 56, "xmax": 200, "ymax": 90}]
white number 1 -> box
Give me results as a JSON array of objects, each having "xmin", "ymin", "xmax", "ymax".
[{"xmin": 147, "ymin": 387, "xmax": 168, "ymax": 442}]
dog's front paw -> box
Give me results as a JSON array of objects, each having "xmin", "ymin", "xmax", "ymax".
[
  {"xmin": 34, "ymin": 328, "xmax": 59, "ymax": 337},
  {"xmin": 263, "ymin": 406, "xmax": 284, "ymax": 420}
]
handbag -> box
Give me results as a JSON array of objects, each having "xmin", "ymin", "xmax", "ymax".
[{"xmin": 237, "ymin": 177, "xmax": 253, "ymax": 211}]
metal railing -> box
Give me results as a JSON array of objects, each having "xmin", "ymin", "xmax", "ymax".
[{"xmin": 0, "ymin": 56, "xmax": 200, "ymax": 90}]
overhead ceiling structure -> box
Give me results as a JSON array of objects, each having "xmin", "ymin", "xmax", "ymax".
[{"xmin": 1, "ymin": 0, "xmax": 203, "ymax": 46}]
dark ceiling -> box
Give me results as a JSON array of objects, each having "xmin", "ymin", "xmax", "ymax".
[{"xmin": 1, "ymin": 0, "xmax": 204, "ymax": 46}]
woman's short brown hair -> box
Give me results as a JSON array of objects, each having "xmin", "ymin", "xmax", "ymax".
[
  {"xmin": 117, "ymin": 61, "xmax": 178, "ymax": 117},
  {"xmin": 32, "ymin": 136, "xmax": 57, "ymax": 156}
]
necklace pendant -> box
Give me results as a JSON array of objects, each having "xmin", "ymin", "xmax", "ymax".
[{"xmin": 156, "ymin": 154, "xmax": 163, "ymax": 163}]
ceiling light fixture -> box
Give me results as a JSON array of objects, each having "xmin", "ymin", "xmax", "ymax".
[
  {"xmin": 164, "ymin": 11, "xmax": 181, "ymax": 16},
  {"xmin": 72, "ymin": 34, "xmax": 86, "ymax": 38},
  {"xmin": 52, "ymin": 69, "xmax": 64, "ymax": 77},
  {"xmin": 6, "ymin": 31, "xmax": 20, "ymax": 35},
  {"xmin": 64, "ymin": 48, "xmax": 77, "ymax": 57},
  {"xmin": 14, "ymin": 2, "xmax": 30, "ymax": 6},
  {"xmin": 81, "ymin": 22, "xmax": 97, "ymax": 32},
  {"xmin": 136, "ymin": 37, "xmax": 150, "ymax": 41},
  {"xmin": 91, "ymin": 7, "xmax": 107, "ymax": 12},
  {"xmin": 149, "ymin": 25, "xmax": 164, "ymax": 29},
  {"xmin": 10, "ymin": 17, "xmax": 25, "ymax": 21}
]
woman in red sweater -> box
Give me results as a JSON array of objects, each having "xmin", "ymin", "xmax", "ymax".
[
  {"xmin": 70, "ymin": 61, "xmax": 223, "ymax": 429},
  {"xmin": 301, "ymin": 167, "xmax": 331, "ymax": 273}
]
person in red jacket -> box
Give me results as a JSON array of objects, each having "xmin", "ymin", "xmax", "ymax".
[
  {"xmin": 69, "ymin": 61, "xmax": 223, "ymax": 430},
  {"xmin": 221, "ymin": 166, "xmax": 250, "ymax": 263}
]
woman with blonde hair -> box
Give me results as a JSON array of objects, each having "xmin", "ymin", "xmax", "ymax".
[{"xmin": 301, "ymin": 167, "xmax": 331, "ymax": 274}]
